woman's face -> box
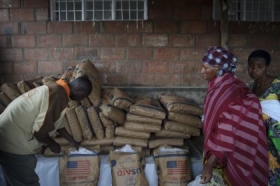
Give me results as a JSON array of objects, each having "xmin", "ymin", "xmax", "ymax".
[
  {"xmin": 201, "ymin": 63, "xmax": 219, "ymax": 82},
  {"xmin": 248, "ymin": 57, "xmax": 268, "ymax": 80}
]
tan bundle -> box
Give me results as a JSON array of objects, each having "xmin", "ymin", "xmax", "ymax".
[
  {"xmin": 98, "ymin": 99, "xmax": 126, "ymax": 125},
  {"xmin": 68, "ymin": 100, "xmax": 80, "ymax": 108},
  {"xmin": 81, "ymin": 137, "xmax": 113, "ymax": 146},
  {"xmin": 60, "ymin": 66, "xmax": 74, "ymax": 83},
  {"xmin": 159, "ymin": 94, "xmax": 203, "ymax": 116},
  {"xmin": 66, "ymin": 107, "xmax": 83, "ymax": 142},
  {"xmin": 53, "ymin": 137, "xmax": 70, "ymax": 146},
  {"xmin": 32, "ymin": 82, "xmax": 42, "ymax": 87},
  {"xmin": 155, "ymin": 130, "xmax": 191, "ymax": 139},
  {"xmin": 99, "ymin": 112, "xmax": 115, "ymax": 139},
  {"xmin": 75, "ymin": 105, "xmax": 93, "ymax": 140},
  {"xmin": 168, "ymin": 112, "xmax": 202, "ymax": 128},
  {"xmin": 26, "ymin": 76, "xmax": 43, "ymax": 88},
  {"xmin": 103, "ymin": 87, "xmax": 134, "ymax": 111},
  {"xmin": 149, "ymin": 138, "xmax": 184, "ymax": 149},
  {"xmin": 70, "ymin": 64, "xmax": 80, "ymax": 82},
  {"xmin": 164, "ymin": 120, "xmax": 200, "ymax": 136},
  {"xmin": 62, "ymin": 116, "xmax": 72, "ymax": 136},
  {"xmin": 115, "ymin": 126, "xmax": 151, "ymax": 139},
  {"xmin": 17, "ymin": 80, "xmax": 32, "ymax": 94},
  {"xmin": 41, "ymin": 76, "xmax": 57, "ymax": 85},
  {"xmin": 0, "ymin": 92, "xmax": 11, "ymax": 107},
  {"xmin": 129, "ymin": 98, "xmax": 166, "ymax": 120},
  {"xmin": 126, "ymin": 113, "xmax": 162, "ymax": 125},
  {"xmin": 80, "ymin": 97, "xmax": 92, "ymax": 108},
  {"xmin": 113, "ymin": 136, "xmax": 148, "ymax": 147},
  {"xmin": 1, "ymin": 83, "xmax": 22, "ymax": 101},
  {"xmin": 124, "ymin": 121, "xmax": 161, "ymax": 133},
  {"xmin": 87, "ymin": 106, "xmax": 104, "ymax": 140}
]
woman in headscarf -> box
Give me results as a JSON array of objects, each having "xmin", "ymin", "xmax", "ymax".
[
  {"xmin": 200, "ymin": 46, "xmax": 269, "ymax": 186},
  {"xmin": 247, "ymin": 49, "xmax": 280, "ymax": 186}
]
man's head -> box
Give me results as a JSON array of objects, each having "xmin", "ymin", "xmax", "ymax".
[{"xmin": 68, "ymin": 76, "xmax": 92, "ymax": 101}]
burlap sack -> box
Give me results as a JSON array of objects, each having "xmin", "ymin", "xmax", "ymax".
[
  {"xmin": 63, "ymin": 116, "xmax": 72, "ymax": 136},
  {"xmin": 41, "ymin": 76, "xmax": 57, "ymax": 85},
  {"xmin": 129, "ymin": 98, "xmax": 166, "ymax": 120},
  {"xmin": 115, "ymin": 126, "xmax": 150, "ymax": 139},
  {"xmin": 66, "ymin": 107, "xmax": 83, "ymax": 142},
  {"xmin": 70, "ymin": 64, "xmax": 80, "ymax": 82},
  {"xmin": 99, "ymin": 112, "xmax": 115, "ymax": 127},
  {"xmin": 153, "ymin": 146, "xmax": 192, "ymax": 185},
  {"xmin": 61, "ymin": 66, "xmax": 74, "ymax": 83},
  {"xmin": 53, "ymin": 137, "xmax": 70, "ymax": 146},
  {"xmin": 163, "ymin": 120, "xmax": 200, "ymax": 136},
  {"xmin": 0, "ymin": 92, "xmax": 11, "ymax": 107},
  {"xmin": 104, "ymin": 124, "xmax": 115, "ymax": 139},
  {"xmin": 68, "ymin": 100, "xmax": 80, "ymax": 108},
  {"xmin": 148, "ymin": 138, "xmax": 184, "ymax": 149},
  {"xmin": 103, "ymin": 87, "xmax": 134, "ymax": 111},
  {"xmin": 124, "ymin": 121, "xmax": 162, "ymax": 133},
  {"xmin": 109, "ymin": 151, "xmax": 148, "ymax": 186},
  {"xmin": 80, "ymin": 97, "xmax": 92, "ymax": 108},
  {"xmin": 32, "ymin": 82, "xmax": 42, "ymax": 87},
  {"xmin": 168, "ymin": 112, "xmax": 202, "ymax": 128},
  {"xmin": 81, "ymin": 138, "xmax": 113, "ymax": 146},
  {"xmin": 87, "ymin": 106, "xmax": 104, "ymax": 140},
  {"xmin": 113, "ymin": 136, "xmax": 148, "ymax": 148},
  {"xmin": 75, "ymin": 105, "xmax": 93, "ymax": 140},
  {"xmin": 155, "ymin": 130, "xmax": 191, "ymax": 139},
  {"xmin": 126, "ymin": 113, "xmax": 162, "ymax": 125},
  {"xmin": 17, "ymin": 80, "xmax": 32, "ymax": 94},
  {"xmin": 1, "ymin": 83, "xmax": 22, "ymax": 101},
  {"xmin": 159, "ymin": 94, "xmax": 203, "ymax": 116},
  {"xmin": 59, "ymin": 151, "xmax": 99, "ymax": 186},
  {"xmin": 27, "ymin": 76, "xmax": 43, "ymax": 88},
  {"xmin": 98, "ymin": 99, "xmax": 126, "ymax": 125}
]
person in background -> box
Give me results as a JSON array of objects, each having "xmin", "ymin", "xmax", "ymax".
[
  {"xmin": 0, "ymin": 76, "xmax": 92, "ymax": 186},
  {"xmin": 199, "ymin": 46, "xmax": 268, "ymax": 185},
  {"xmin": 247, "ymin": 49, "xmax": 280, "ymax": 186}
]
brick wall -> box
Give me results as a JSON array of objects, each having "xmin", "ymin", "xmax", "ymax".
[{"xmin": 0, "ymin": 0, "xmax": 279, "ymax": 86}]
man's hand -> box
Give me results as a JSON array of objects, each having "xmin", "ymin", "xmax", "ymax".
[
  {"xmin": 49, "ymin": 142, "xmax": 61, "ymax": 153},
  {"xmin": 71, "ymin": 141, "xmax": 81, "ymax": 151},
  {"xmin": 57, "ymin": 128, "xmax": 81, "ymax": 151},
  {"xmin": 200, "ymin": 154, "xmax": 216, "ymax": 184}
]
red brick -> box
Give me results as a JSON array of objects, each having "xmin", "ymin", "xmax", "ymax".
[
  {"xmin": 14, "ymin": 61, "xmax": 37, "ymax": 74},
  {"xmin": 154, "ymin": 48, "xmax": 179, "ymax": 60},
  {"xmin": 201, "ymin": 6, "xmax": 213, "ymax": 20},
  {"xmin": 160, "ymin": 0, "xmax": 186, "ymax": 7},
  {"xmin": 127, "ymin": 48, "xmax": 153, "ymax": 60},
  {"xmin": 0, "ymin": 61, "xmax": 13, "ymax": 74},
  {"xmin": 24, "ymin": 48, "xmax": 48, "ymax": 60},
  {"xmin": 36, "ymin": 8, "xmax": 49, "ymax": 21},
  {"xmin": 251, "ymin": 35, "xmax": 278, "ymax": 48},
  {"xmin": 0, "ymin": 0, "xmax": 20, "ymax": 8},
  {"xmin": 0, "ymin": 9, "xmax": 9, "ymax": 21},
  {"xmin": 91, "ymin": 60, "xmax": 116, "ymax": 74},
  {"xmin": 63, "ymin": 34, "xmax": 88, "ymax": 47},
  {"xmin": 21, "ymin": 21, "xmax": 46, "ymax": 34},
  {"xmin": 12, "ymin": 35, "xmax": 35, "ymax": 47},
  {"xmin": 207, "ymin": 21, "xmax": 220, "ymax": 33},
  {"xmin": 182, "ymin": 73, "xmax": 206, "ymax": 86},
  {"xmin": 0, "ymin": 22, "xmax": 18, "ymax": 35},
  {"xmin": 102, "ymin": 22, "xmax": 126, "ymax": 33},
  {"xmin": 0, "ymin": 48, "xmax": 22, "ymax": 61},
  {"xmin": 100, "ymin": 48, "xmax": 125, "ymax": 60},
  {"xmin": 49, "ymin": 48, "xmax": 74, "ymax": 60},
  {"xmin": 38, "ymin": 61, "xmax": 63, "ymax": 74},
  {"xmin": 116, "ymin": 61, "xmax": 142, "ymax": 73},
  {"xmin": 74, "ymin": 47, "xmax": 99, "ymax": 60},
  {"xmin": 74, "ymin": 22, "xmax": 99, "ymax": 34},
  {"xmin": 148, "ymin": 7, "xmax": 173, "ymax": 20},
  {"xmin": 170, "ymin": 34, "xmax": 195, "ymax": 47},
  {"xmin": 37, "ymin": 35, "xmax": 62, "ymax": 47},
  {"xmin": 116, "ymin": 34, "xmax": 141, "ymax": 47},
  {"xmin": 1, "ymin": 74, "xmax": 23, "ymax": 84},
  {"xmin": 155, "ymin": 74, "xmax": 182, "ymax": 86},
  {"xmin": 128, "ymin": 74, "xmax": 155, "ymax": 86},
  {"xmin": 180, "ymin": 48, "xmax": 206, "ymax": 60},
  {"xmin": 228, "ymin": 22, "xmax": 251, "ymax": 34},
  {"xmin": 143, "ymin": 61, "xmax": 169, "ymax": 73},
  {"xmin": 103, "ymin": 74, "xmax": 127, "ymax": 86},
  {"xmin": 181, "ymin": 21, "xmax": 206, "ymax": 33},
  {"xmin": 48, "ymin": 22, "xmax": 73, "ymax": 34},
  {"xmin": 195, "ymin": 34, "xmax": 220, "ymax": 47},
  {"xmin": 89, "ymin": 34, "xmax": 114, "ymax": 47},
  {"xmin": 173, "ymin": 7, "xmax": 201, "ymax": 20},
  {"xmin": 154, "ymin": 21, "xmax": 179, "ymax": 34},
  {"xmin": 228, "ymin": 35, "xmax": 248, "ymax": 47},
  {"xmin": 10, "ymin": 9, "xmax": 34, "ymax": 21},
  {"xmin": 127, "ymin": 21, "xmax": 153, "ymax": 33},
  {"xmin": 171, "ymin": 61, "xmax": 196, "ymax": 73},
  {"xmin": 231, "ymin": 48, "xmax": 254, "ymax": 62},
  {"xmin": 143, "ymin": 34, "xmax": 168, "ymax": 46},
  {"xmin": 0, "ymin": 35, "xmax": 7, "ymax": 47},
  {"xmin": 24, "ymin": 0, "xmax": 49, "ymax": 8}
]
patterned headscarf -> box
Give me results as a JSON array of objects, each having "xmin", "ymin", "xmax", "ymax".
[{"xmin": 202, "ymin": 46, "xmax": 238, "ymax": 76}]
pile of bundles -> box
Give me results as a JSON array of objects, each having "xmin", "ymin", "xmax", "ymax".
[{"xmin": 0, "ymin": 59, "xmax": 203, "ymax": 153}]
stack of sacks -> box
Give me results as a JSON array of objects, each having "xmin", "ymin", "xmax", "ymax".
[
  {"xmin": 118, "ymin": 97, "xmax": 166, "ymax": 149},
  {"xmin": 158, "ymin": 94, "xmax": 203, "ymax": 139}
]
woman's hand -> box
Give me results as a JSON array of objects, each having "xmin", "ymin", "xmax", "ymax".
[{"xmin": 200, "ymin": 154, "xmax": 216, "ymax": 184}]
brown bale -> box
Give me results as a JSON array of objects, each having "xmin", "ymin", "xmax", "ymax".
[
  {"xmin": 87, "ymin": 106, "xmax": 104, "ymax": 140},
  {"xmin": 17, "ymin": 80, "xmax": 32, "ymax": 94},
  {"xmin": 65, "ymin": 107, "xmax": 83, "ymax": 142},
  {"xmin": 163, "ymin": 120, "xmax": 201, "ymax": 136},
  {"xmin": 1, "ymin": 83, "xmax": 22, "ymax": 101},
  {"xmin": 75, "ymin": 105, "xmax": 93, "ymax": 140}
]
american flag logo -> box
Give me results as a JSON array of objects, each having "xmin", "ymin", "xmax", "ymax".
[
  {"xmin": 166, "ymin": 160, "xmax": 187, "ymax": 175},
  {"xmin": 66, "ymin": 160, "xmax": 90, "ymax": 175}
]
